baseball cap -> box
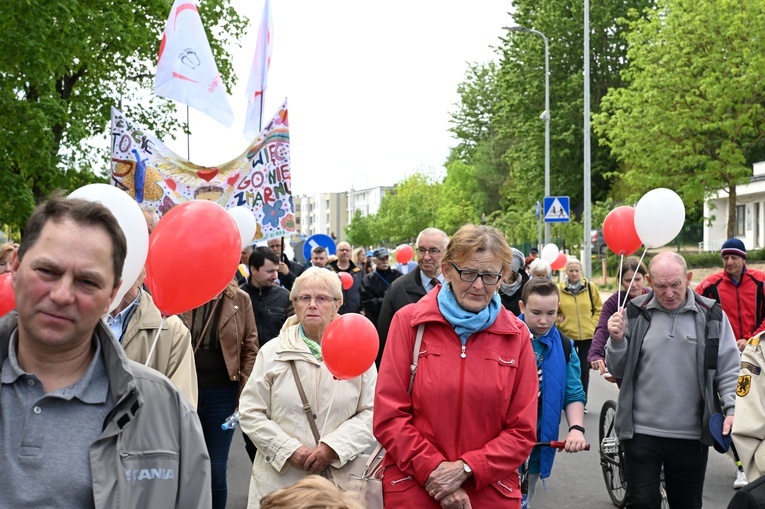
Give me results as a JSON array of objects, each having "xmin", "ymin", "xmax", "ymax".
[
  {"xmin": 709, "ymin": 413, "xmax": 731, "ymax": 453},
  {"xmin": 372, "ymin": 247, "xmax": 389, "ymax": 259}
]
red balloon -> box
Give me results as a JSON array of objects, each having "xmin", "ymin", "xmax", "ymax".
[
  {"xmin": 145, "ymin": 201, "xmax": 241, "ymax": 315},
  {"xmin": 603, "ymin": 206, "xmax": 643, "ymax": 256},
  {"xmin": 0, "ymin": 273, "xmax": 15, "ymax": 318},
  {"xmin": 338, "ymin": 271, "xmax": 354, "ymax": 290},
  {"xmin": 322, "ymin": 314, "xmax": 379, "ymax": 380},
  {"xmin": 396, "ymin": 245, "xmax": 414, "ymax": 264},
  {"xmin": 550, "ymin": 252, "xmax": 568, "ymax": 271}
]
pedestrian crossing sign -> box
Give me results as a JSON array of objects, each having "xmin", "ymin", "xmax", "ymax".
[{"xmin": 543, "ymin": 196, "xmax": 570, "ymax": 223}]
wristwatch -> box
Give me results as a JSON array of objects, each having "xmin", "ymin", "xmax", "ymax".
[{"xmin": 461, "ymin": 460, "xmax": 472, "ymax": 477}]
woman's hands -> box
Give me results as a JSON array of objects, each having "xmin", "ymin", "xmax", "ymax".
[
  {"xmin": 439, "ymin": 487, "xmax": 472, "ymax": 509},
  {"xmin": 287, "ymin": 443, "xmax": 338, "ymax": 472},
  {"xmin": 425, "ymin": 461, "xmax": 469, "ymax": 502}
]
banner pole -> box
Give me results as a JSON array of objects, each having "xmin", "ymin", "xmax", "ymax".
[{"xmin": 186, "ymin": 105, "xmax": 191, "ymax": 160}]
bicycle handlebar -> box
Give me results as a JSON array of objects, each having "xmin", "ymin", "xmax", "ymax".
[{"xmin": 535, "ymin": 440, "xmax": 590, "ymax": 451}]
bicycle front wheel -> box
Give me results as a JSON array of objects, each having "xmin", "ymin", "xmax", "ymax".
[{"xmin": 599, "ymin": 399, "xmax": 627, "ymax": 508}]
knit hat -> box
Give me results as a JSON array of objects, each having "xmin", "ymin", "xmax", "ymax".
[
  {"xmin": 510, "ymin": 248, "xmax": 525, "ymax": 274},
  {"xmin": 721, "ymin": 238, "xmax": 746, "ymax": 259}
]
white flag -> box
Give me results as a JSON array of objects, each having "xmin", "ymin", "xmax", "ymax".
[
  {"xmin": 244, "ymin": 0, "xmax": 274, "ymax": 140},
  {"xmin": 155, "ymin": 0, "xmax": 234, "ymax": 128}
]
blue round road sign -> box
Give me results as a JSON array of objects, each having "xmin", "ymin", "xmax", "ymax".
[{"xmin": 303, "ymin": 234, "xmax": 337, "ymax": 261}]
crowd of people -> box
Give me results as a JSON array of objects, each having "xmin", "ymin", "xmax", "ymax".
[{"xmin": 2, "ymin": 195, "xmax": 765, "ymax": 509}]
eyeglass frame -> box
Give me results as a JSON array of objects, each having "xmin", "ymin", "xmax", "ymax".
[
  {"xmin": 450, "ymin": 262, "xmax": 503, "ymax": 286},
  {"xmin": 417, "ymin": 247, "xmax": 442, "ymax": 256},
  {"xmin": 294, "ymin": 295, "xmax": 339, "ymax": 306}
]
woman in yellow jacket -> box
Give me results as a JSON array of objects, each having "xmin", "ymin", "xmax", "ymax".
[{"xmin": 557, "ymin": 257, "xmax": 602, "ymax": 409}]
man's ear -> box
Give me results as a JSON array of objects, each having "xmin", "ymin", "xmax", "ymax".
[{"xmin": 106, "ymin": 279, "xmax": 123, "ymax": 313}]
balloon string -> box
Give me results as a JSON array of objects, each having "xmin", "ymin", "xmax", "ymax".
[
  {"xmin": 320, "ymin": 381, "xmax": 339, "ymax": 439},
  {"xmin": 617, "ymin": 254, "xmax": 624, "ymax": 314},
  {"xmin": 620, "ymin": 248, "xmax": 649, "ymax": 310},
  {"xmin": 145, "ymin": 316, "xmax": 165, "ymax": 366}
]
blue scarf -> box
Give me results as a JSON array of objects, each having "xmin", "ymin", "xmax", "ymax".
[{"xmin": 437, "ymin": 284, "xmax": 502, "ymax": 345}]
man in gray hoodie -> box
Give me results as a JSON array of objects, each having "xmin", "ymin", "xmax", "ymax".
[
  {"xmin": 0, "ymin": 196, "xmax": 211, "ymax": 508},
  {"xmin": 606, "ymin": 252, "xmax": 739, "ymax": 508}
]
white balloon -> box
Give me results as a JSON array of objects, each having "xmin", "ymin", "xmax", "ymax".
[
  {"xmin": 540, "ymin": 243, "xmax": 559, "ymax": 263},
  {"xmin": 227, "ymin": 206, "xmax": 257, "ymax": 248},
  {"xmin": 634, "ymin": 188, "xmax": 686, "ymax": 248},
  {"xmin": 68, "ymin": 184, "xmax": 150, "ymax": 312}
]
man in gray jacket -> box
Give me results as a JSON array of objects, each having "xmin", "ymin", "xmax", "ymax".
[
  {"xmin": 606, "ymin": 252, "xmax": 739, "ymax": 508},
  {"xmin": 0, "ymin": 196, "xmax": 211, "ymax": 508}
]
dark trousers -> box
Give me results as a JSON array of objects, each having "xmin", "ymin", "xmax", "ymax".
[
  {"xmin": 574, "ymin": 339, "xmax": 592, "ymax": 405},
  {"xmin": 198, "ymin": 385, "xmax": 239, "ymax": 509},
  {"xmin": 243, "ymin": 431, "xmax": 257, "ymax": 462},
  {"xmin": 624, "ymin": 433, "xmax": 709, "ymax": 509}
]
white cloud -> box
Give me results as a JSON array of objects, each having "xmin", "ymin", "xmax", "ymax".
[{"xmin": 163, "ymin": 0, "xmax": 512, "ymax": 195}]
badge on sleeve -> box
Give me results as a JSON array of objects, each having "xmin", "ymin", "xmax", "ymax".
[{"xmin": 737, "ymin": 375, "xmax": 751, "ymax": 397}]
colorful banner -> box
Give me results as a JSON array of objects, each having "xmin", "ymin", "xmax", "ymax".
[{"xmin": 109, "ymin": 101, "xmax": 295, "ymax": 242}]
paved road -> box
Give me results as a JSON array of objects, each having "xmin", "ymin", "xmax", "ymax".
[{"xmin": 225, "ymin": 372, "xmax": 741, "ymax": 508}]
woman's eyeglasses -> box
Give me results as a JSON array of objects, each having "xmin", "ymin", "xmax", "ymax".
[
  {"xmin": 295, "ymin": 295, "xmax": 337, "ymax": 305},
  {"xmin": 450, "ymin": 263, "xmax": 502, "ymax": 285}
]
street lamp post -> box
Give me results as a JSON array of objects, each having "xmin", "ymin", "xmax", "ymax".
[{"xmin": 505, "ymin": 25, "xmax": 550, "ymax": 245}]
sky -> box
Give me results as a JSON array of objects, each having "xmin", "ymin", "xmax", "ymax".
[{"xmin": 161, "ymin": 0, "xmax": 515, "ymax": 196}]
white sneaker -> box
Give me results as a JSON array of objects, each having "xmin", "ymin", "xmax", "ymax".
[{"xmin": 734, "ymin": 470, "xmax": 748, "ymax": 490}]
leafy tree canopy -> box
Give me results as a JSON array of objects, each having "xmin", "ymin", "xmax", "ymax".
[{"xmin": 0, "ymin": 0, "xmax": 246, "ymax": 231}]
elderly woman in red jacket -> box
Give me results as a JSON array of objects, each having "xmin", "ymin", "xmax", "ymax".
[{"xmin": 374, "ymin": 224, "xmax": 538, "ymax": 508}]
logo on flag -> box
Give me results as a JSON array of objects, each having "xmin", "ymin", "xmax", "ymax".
[
  {"xmin": 244, "ymin": 0, "xmax": 274, "ymax": 140},
  {"xmin": 155, "ymin": 0, "xmax": 234, "ymax": 127}
]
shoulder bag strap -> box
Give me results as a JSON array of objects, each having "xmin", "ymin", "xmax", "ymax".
[
  {"xmin": 290, "ymin": 360, "xmax": 321, "ymax": 445},
  {"xmin": 364, "ymin": 323, "xmax": 426, "ymax": 473},
  {"xmin": 192, "ymin": 298, "xmax": 222, "ymax": 355},
  {"xmin": 408, "ymin": 324, "xmax": 426, "ymax": 394}
]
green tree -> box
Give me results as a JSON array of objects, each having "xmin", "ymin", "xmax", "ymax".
[
  {"xmin": 345, "ymin": 209, "xmax": 377, "ymax": 248},
  {"xmin": 375, "ymin": 173, "xmax": 441, "ymax": 244},
  {"xmin": 0, "ymin": 1, "xmax": 246, "ymax": 230},
  {"xmin": 593, "ymin": 0, "xmax": 765, "ymax": 237},
  {"xmin": 436, "ymin": 160, "xmax": 482, "ymax": 232}
]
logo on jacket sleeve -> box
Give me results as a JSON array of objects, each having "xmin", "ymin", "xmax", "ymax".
[
  {"xmin": 737, "ymin": 375, "xmax": 752, "ymax": 397},
  {"xmin": 125, "ymin": 468, "xmax": 176, "ymax": 482}
]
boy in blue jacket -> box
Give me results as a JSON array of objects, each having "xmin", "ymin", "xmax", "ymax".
[{"xmin": 519, "ymin": 278, "xmax": 587, "ymax": 508}]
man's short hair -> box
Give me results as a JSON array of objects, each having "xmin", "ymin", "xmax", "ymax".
[
  {"xmin": 312, "ymin": 246, "xmax": 327, "ymax": 256},
  {"xmin": 521, "ymin": 277, "xmax": 560, "ymax": 303},
  {"xmin": 19, "ymin": 195, "xmax": 127, "ymax": 288},
  {"xmin": 249, "ymin": 247, "xmax": 279, "ymax": 271}
]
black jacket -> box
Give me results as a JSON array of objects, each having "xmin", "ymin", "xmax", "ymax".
[
  {"xmin": 240, "ymin": 282, "xmax": 294, "ymax": 347},
  {"xmin": 376, "ymin": 269, "xmax": 428, "ymax": 366},
  {"xmin": 277, "ymin": 253, "xmax": 305, "ymax": 291},
  {"xmin": 499, "ymin": 270, "xmax": 529, "ymax": 317},
  {"xmin": 328, "ymin": 260, "xmax": 363, "ymax": 314},
  {"xmin": 360, "ymin": 268, "xmax": 403, "ymax": 329}
]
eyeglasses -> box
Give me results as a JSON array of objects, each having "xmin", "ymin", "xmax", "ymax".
[
  {"xmin": 450, "ymin": 262, "xmax": 503, "ymax": 285},
  {"xmin": 417, "ymin": 247, "xmax": 442, "ymax": 256},
  {"xmin": 295, "ymin": 295, "xmax": 338, "ymax": 305}
]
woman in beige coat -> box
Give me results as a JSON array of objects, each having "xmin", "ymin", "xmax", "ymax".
[{"xmin": 239, "ymin": 267, "xmax": 377, "ymax": 508}]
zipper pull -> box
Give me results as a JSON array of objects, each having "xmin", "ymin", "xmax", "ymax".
[{"xmin": 461, "ymin": 345, "xmax": 466, "ymax": 359}]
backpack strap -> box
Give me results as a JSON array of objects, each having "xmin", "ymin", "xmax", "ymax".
[{"xmin": 560, "ymin": 331, "xmax": 572, "ymax": 364}]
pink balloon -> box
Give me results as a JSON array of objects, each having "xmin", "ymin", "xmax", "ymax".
[
  {"xmin": 338, "ymin": 271, "xmax": 353, "ymax": 290},
  {"xmin": 603, "ymin": 206, "xmax": 642, "ymax": 255},
  {"xmin": 396, "ymin": 245, "xmax": 414, "ymax": 264},
  {"xmin": 322, "ymin": 314, "xmax": 379, "ymax": 380},
  {"xmin": 0, "ymin": 273, "xmax": 15, "ymax": 318}
]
